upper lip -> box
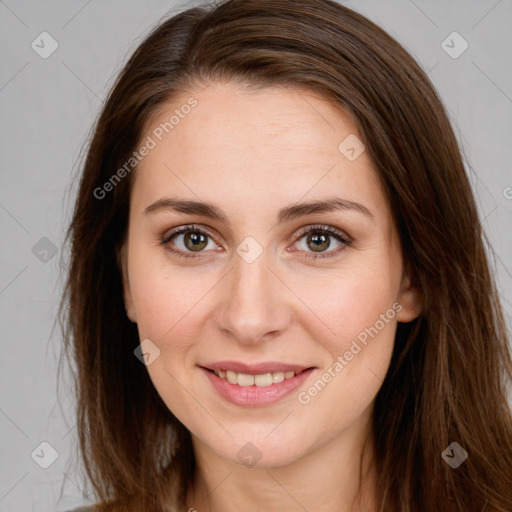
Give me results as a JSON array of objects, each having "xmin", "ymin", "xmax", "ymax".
[{"xmin": 201, "ymin": 361, "xmax": 314, "ymax": 375}]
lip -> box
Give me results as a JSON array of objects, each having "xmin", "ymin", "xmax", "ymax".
[
  {"xmin": 201, "ymin": 360, "xmax": 312, "ymax": 375},
  {"xmin": 199, "ymin": 365, "xmax": 316, "ymax": 407}
]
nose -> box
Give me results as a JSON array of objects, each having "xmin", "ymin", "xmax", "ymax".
[{"xmin": 214, "ymin": 247, "xmax": 292, "ymax": 345}]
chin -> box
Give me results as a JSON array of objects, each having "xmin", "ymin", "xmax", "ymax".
[{"xmin": 211, "ymin": 430, "xmax": 309, "ymax": 469}]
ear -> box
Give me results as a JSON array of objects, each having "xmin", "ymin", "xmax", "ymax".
[
  {"xmin": 117, "ymin": 243, "xmax": 137, "ymax": 323},
  {"xmin": 396, "ymin": 267, "xmax": 423, "ymax": 323}
]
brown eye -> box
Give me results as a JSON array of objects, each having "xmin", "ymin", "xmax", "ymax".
[
  {"xmin": 306, "ymin": 232, "xmax": 331, "ymax": 252},
  {"xmin": 161, "ymin": 225, "xmax": 218, "ymax": 258},
  {"xmin": 293, "ymin": 224, "xmax": 351, "ymax": 260},
  {"xmin": 183, "ymin": 232, "xmax": 209, "ymax": 251}
]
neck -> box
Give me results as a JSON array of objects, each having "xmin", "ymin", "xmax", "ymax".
[{"xmin": 185, "ymin": 407, "xmax": 378, "ymax": 512}]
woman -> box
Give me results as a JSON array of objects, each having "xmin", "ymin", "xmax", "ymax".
[{"xmin": 59, "ymin": 0, "xmax": 512, "ymax": 510}]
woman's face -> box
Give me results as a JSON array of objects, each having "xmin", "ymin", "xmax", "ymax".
[{"xmin": 120, "ymin": 82, "xmax": 421, "ymax": 467}]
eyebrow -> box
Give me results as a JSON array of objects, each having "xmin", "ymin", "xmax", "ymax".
[{"xmin": 144, "ymin": 196, "xmax": 374, "ymax": 225}]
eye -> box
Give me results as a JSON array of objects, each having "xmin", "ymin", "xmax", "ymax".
[
  {"xmin": 292, "ymin": 224, "xmax": 351, "ymax": 260},
  {"xmin": 160, "ymin": 223, "xmax": 351, "ymax": 260},
  {"xmin": 161, "ymin": 224, "xmax": 219, "ymax": 259}
]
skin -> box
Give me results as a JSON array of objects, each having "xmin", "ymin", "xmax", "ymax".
[{"xmin": 119, "ymin": 81, "xmax": 423, "ymax": 512}]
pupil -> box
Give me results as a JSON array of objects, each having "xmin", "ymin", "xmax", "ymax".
[
  {"xmin": 309, "ymin": 233, "xmax": 329, "ymax": 252},
  {"xmin": 186, "ymin": 232, "xmax": 207, "ymax": 250}
]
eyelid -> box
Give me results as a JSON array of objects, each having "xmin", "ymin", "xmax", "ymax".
[
  {"xmin": 161, "ymin": 223, "xmax": 219, "ymax": 243},
  {"xmin": 293, "ymin": 223, "xmax": 351, "ymax": 243}
]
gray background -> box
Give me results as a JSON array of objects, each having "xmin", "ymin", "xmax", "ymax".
[{"xmin": 0, "ymin": 0, "xmax": 511, "ymax": 510}]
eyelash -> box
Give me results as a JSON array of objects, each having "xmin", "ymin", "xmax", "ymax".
[{"xmin": 160, "ymin": 223, "xmax": 352, "ymax": 261}]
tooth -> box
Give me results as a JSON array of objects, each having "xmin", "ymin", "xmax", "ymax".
[
  {"xmin": 237, "ymin": 373, "xmax": 255, "ymax": 386},
  {"xmin": 215, "ymin": 369, "xmax": 303, "ymax": 385},
  {"xmin": 226, "ymin": 370, "xmax": 238, "ymax": 384},
  {"xmin": 255, "ymin": 373, "xmax": 273, "ymax": 386},
  {"xmin": 272, "ymin": 372, "xmax": 284, "ymax": 383}
]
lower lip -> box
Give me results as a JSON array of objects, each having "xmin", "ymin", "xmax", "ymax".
[{"xmin": 200, "ymin": 367, "xmax": 315, "ymax": 407}]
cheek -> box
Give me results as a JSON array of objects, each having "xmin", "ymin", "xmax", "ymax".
[
  {"xmin": 294, "ymin": 261, "xmax": 400, "ymax": 347},
  {"xmin": 296, "ymin": 305, "xmax": 397, "ymax": 435},
  {"xmin": 129, "ymin": 247, "xmax": 215, "ymax": 341},
  {"xmin": 128, "ymin": 258, "xmax": 210, "ymax": 429},
  {"xmin": 293, "ymin": 265, "xmax": 399, "ymax": 407}
]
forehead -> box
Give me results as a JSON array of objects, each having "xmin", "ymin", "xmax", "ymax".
[
  {"xmin": 131, "ymin": 82, "xmax": 386, "ymax": 221},
  {"xmin": 143, "ymin": 82, "xmax": 359, "ymax": 161}
]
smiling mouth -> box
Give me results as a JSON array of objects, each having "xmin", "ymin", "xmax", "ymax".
[{"xmin": 203, "ymin": 367, "xmax": 311, "ymax": 387}]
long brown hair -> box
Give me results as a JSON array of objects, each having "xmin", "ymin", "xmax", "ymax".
[{"xmin": 59, "ymin": 0, "xmax": 512, "ymax": 510}]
